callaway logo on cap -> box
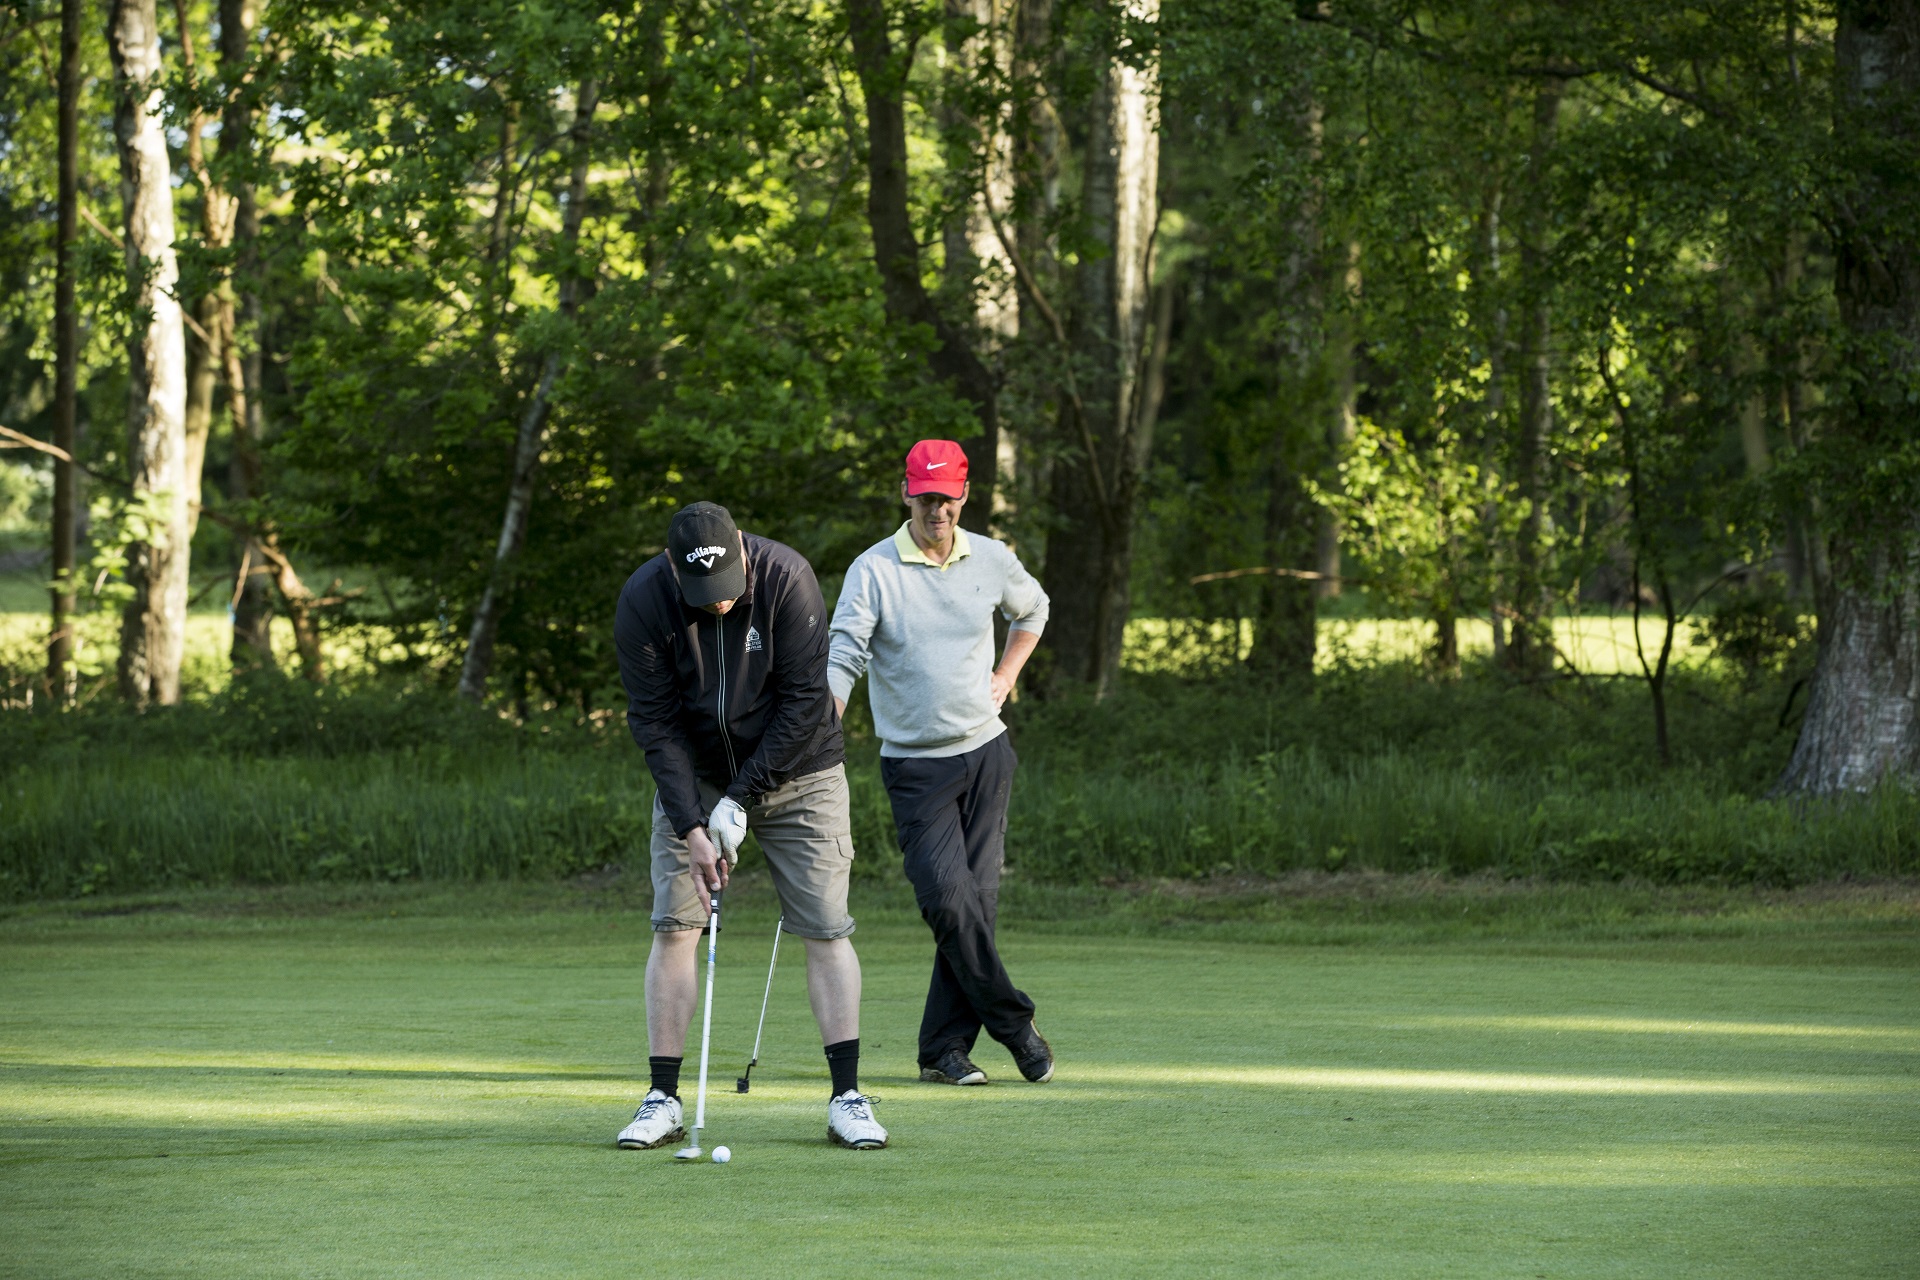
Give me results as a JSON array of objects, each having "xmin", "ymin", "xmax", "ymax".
[
  {"xmin": 667, "ymin": 501, "xmax": 747, "ymax": 607},
  {"xmin": 905, "ymin": 439, "xmax": 968, "ymax": 497}
]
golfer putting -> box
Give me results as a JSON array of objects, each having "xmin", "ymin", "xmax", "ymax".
[
  {"xmin": 612, "ymin": 501, "xmax": 886, "ymax": 1152},
  {"xmin": 828, "ymin": 441, "xmax": 1054, "ymax": 1088}
]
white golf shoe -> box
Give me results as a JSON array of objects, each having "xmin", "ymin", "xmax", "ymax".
[
  {"xmin": 827, "ymin": 1090, "xmax": 888, "ymax": 1150},
  {"xmin": 615, "ymin": 1089, "xmax": 685, "ymax": 1150}
]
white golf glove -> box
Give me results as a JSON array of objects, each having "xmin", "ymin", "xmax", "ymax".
[{"xmin": 706, "ymin": 796, "xmax": 748, "ymax": 865}]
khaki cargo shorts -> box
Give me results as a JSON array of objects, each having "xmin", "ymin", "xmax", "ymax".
[{"xmin": 651, "ymin": 764, "xmax": 856, "ymax": 940}]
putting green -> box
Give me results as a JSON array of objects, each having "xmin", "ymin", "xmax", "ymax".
[{"xmin": 2, "ymin": 883, "xmax": 1916, "ymax": 1278}]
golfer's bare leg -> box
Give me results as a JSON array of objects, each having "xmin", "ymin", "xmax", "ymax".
[
  {"xmin": 804, "ymin": 936, "xmax": 861, "ymax": 1044},
  {"xmin": 645, "ymin": 928, "xmax": 702, "ymax": 1057}
]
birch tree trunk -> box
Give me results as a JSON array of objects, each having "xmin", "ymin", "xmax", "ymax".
[
  {"xmin": 110, "ymin": 0, "xmax": 191, "ymax": 708},
  {"xmin": 1503, "ymin": 80, "xmax": 1562, "ymax": 679},
  {"xmin": 943, "ymin": 0, "xmax": 1022, "ymax": 525},
  {"xmin": 1777, "ymin": 0, "xmax": 1920, "ymax": 793},
  {"xmin": 458, "ymin": 78, "xmax": 600, "ymax": 703},
  {"xmin": 48, "ymin": 0, "xmax": 82, "ymax": 701},
  {"xmin": 846, "ymin": 0, "xmax": 1001, "ymax": 521},
  {"xmin": 172, "ymin": 0, "xmax": 235, "ymax": 542},
  {"xmin": 1041, "ymin": 0, "xmax": 1162, "ymax": 695}
]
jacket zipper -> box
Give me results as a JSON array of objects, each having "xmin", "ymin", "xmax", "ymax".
[{"xmin": 714, "ymin": 611, "xmax": 738, "ymax": 779}]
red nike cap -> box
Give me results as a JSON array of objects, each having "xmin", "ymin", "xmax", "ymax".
[{"xmin": 904, "ymin": 439, "xmax": 969, "ymax": 497}]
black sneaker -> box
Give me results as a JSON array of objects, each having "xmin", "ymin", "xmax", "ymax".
[
  {"xmin": 1009, "ymin": 1023, "xmax": 1054, "ymax": 1083},
  {"xmin": 919, "ymin": 1048, "xmax": 989, "ymax": 1086}
]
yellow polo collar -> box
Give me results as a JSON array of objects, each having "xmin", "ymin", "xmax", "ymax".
[{"xmin": 893, "ymin": 521, "xmax": 972, "ymax": 571}]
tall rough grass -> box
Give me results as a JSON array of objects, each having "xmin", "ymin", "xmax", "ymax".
[
  {"xmin": 2, "ymin": 750, "xmax": 651, "ymax": 898},
  {"xmin": 3, "ymin": 668, "xmax": 1914, "ymax": 901},
  {"xmin": 1004, "ymin": 751, "xmax": 1920, "ymax": 884},
  {"xmin": 7, "ymin": 747, "xmax": 1913, "ymax": 901}
]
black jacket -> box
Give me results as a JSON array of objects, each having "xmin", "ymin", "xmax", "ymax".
[{"xmin": 614, "ymin": 533, "xmax": 844, "ymax": 837}]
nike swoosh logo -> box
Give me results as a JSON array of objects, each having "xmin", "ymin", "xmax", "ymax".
[{"xmin": 926, "ymin": 462, "xmax": 947, "ymax": 469}]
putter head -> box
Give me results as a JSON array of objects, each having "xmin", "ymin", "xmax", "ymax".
[
  {"xmin": 671, "ymin": 1144, "xmax": 703, "ymax": 1161},
  {"xmin": 735, "ymin": 1077, "xmax": 750, "ymax": 1093}
]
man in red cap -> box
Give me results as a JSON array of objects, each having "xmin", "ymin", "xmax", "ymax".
[{"xmin": 827, "ymin": 441, "xmax": 1055, "ymax": 1087}]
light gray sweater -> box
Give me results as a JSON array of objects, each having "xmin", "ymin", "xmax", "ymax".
[{"xmin": 828, "ymin": 523, "xmax": 1049, "ymax": 758}]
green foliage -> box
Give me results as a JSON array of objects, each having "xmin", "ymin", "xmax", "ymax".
[
  {"xmin": 0, "ymin": 458, "xmax": 48, "ymax": 531},
  {"xmin": 1697, "ymin": 577, "xmax": 1815, "ymax": 682},
  {"xmin": 257, "ymin": 0, "xmax": 962, "ymax": 705}
]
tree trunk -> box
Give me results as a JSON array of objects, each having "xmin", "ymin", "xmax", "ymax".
[
  {"xmin": 943, "ymin": 0, "xmax": 1022, "ymax": 527},
  {"xmin": 1477, "ymin": 182, "xmax": 1510, "ymax": 668},
  {"xmin": 1314, "ymin": 242, "xmax": 1359, "ymax": 600},
  {"xmin": 641, "ymin": 7, "xmax": 671, "ymax": 273},
  {"xmin": 1012, "ymin": 0, "xmax": 1060, "ymax": 362},
  {"xmin": 1737, "ymin": 336, "xmax": 1773, "ymax": 477},
  {"xmin": 1778, "ymin": 0, "xmax": 1920, "ymax": 793},
  {"xmin": 1430, "ymin": 605, "xmax": 1460, "ymax": 675},
  {"xmin": 846, "ymin": 0, "xmax": 1000, "ymax": 524},
  {"xmin": 110, "ymin": 0, "xmax": 191, "ymax": 708},
  {"xmin": 458, "ymin": 78, "xmax": 600, "ymax": 703},
  {"xmin": 1007, "ymin": 0, "xmax": 1059, "ymax": 530},
  {"xmin": 1778, "ymin": 540, "xmax": 1919, "ymax": 791},
  {"xmin": 1631, "ymin": 569, "xmax": 1677, "ymax": 768},
  {"xmin": 223, "ymin": 0, "xmax": 276, "ymax": 667},
  {"xmin": 170, "ymin": 0, "xmax": 235, "ymax": 541},
  {"xmin": 48, "ymin": 0, "xmax": 83, "ymax": 702},
  {"xmin": 180, "ymin": 294, "xmax": 219, "ymax": 538},
  {"xmin": 226, "ymin": 313, "xmax": 274, "ymax": 665},
  {"xmin": 1248, "ymin": 91, "xmax": 1323, "ymax": 678},
  {"xmin": 1040, "ymin": 0, "xmax": 1161, "ymax": 695},
  {"xmin": 1247, "ymin": 455, "xmax": 1318, "ymax": 679},
  {"xmin": 1772, "ymin": 229, "xmax": 1826, "ymax": 599},
  {"xmin": 1504, "ymin": 80, "xmax": 1561, "ymax": 679},
  {"xmin": 257, "ymin": 534, "xmax": 324, "ymax": 681}
]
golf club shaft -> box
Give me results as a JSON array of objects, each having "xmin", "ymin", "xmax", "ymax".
[
  {"xmin": 691, "ymin": 890, "xmax": 721, "ymax": 1139},
  {"xmin": 747, "ymin": 915, "xmax": 783, "ymax": 1068}
]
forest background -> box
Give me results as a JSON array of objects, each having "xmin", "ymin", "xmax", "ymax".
[{"xmin": 1, "ymin": 0, "xmax": 1918, "ymax": 901}]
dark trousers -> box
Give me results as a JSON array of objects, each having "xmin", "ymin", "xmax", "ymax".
[{"xmin": 881, "ymin": 732, "xmax": 1036, "ymax": 1066}]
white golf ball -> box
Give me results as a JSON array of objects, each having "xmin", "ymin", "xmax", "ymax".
[{"xmin": 711, "ymin": 1146, "xmax": 731, "ymax": 1164}]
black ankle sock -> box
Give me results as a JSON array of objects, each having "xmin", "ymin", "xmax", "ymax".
[
  {"xmin": 649, "ymin": 1055, "xmax": 683, "ymax": 1099},
  {"xmin": 824, "ymin": 1038, "xmax": 860, "ymax": 1098}
]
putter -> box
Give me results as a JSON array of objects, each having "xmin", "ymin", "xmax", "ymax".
[
  {"xmin": 737, "ymin": 916, "xmax": 784, "ymax": 1092},
  {"xmin": 672, "ymin": 888, "xmax": 723, "ymax": 1161}
]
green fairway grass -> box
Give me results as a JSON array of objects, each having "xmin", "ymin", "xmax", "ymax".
[{"xmin": 3, "ymin": 879, "xmax": 1916, "ymax": 1278}]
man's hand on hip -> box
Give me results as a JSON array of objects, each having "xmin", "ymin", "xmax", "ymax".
[
  {"xmin": 990, "ymin": 668, "xmax": 1017, "ymax": 709},
  {"xmin": 687, "ymin": 826, "xmax": 730, "ymax": 916},
  {"xmin": 707, "ymin": 796, "xmax": 748, "ymax": 862}
]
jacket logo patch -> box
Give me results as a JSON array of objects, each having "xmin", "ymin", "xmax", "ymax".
[{"xmin": 745, "ymin": 625, "xmax": 763, "ymax": 653}]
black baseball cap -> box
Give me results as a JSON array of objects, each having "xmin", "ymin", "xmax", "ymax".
[{"xmin": 667, "ymin": 502, "xmax": 746, "ymax": 607}]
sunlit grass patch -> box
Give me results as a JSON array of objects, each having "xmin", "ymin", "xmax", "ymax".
[
  {"xmin": 1122, "ymin": 613, "xmax": 1710, "ymax": 676},
  {"xmin": 1, "ymin": 894, "xmax": 1914, "ymax": 1277},
  {"xmin": 1067, "ymin": 1063, "xmax": 1911, "ymax": 1096},
  {"xmin": 1407, "ymin": 1015, "xmax": 1920, "ymax": 1046}
]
